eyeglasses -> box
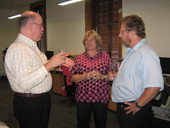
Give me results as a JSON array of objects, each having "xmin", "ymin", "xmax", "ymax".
[
  {"xmin": 120, "ymin": 28, "xmax": 133, "ymax": 34},
  {"xmin": 120, "ymin": 29, "xmax": 128, "ymax": 34},
  {"xmin": 33, "ymin": 22, "xmax": 44, "ymax": 28}
]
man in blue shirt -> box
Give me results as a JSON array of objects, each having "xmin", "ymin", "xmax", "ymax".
[{"xmin": 111, "ymin": 15, "xmax": 164, "ymax": 128}]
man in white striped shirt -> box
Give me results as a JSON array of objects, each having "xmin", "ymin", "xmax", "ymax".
[{"xmin": 5, "ymin": 11, "xmax": 74, "ymax": 128}]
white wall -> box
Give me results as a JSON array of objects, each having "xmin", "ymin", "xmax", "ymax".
[
  {"xmin": 0, "ymin": 8, "xmax": 19, "ymax": 75},
  {"xmin": 122, "ymin": 6, "xmax": 170, "ymax": 109},
  {"xmin": 0, "ymin": 4, "xmax": 170, "ymax": 75},
  {"xmin": 122, "ymin": 6, "xmax": 170, "ymax": 58},
  {"xmin": 47, "ymin": 18, "xmax": 85, "ymax": 55},
  {"xmin": 0, "ymin": 6, "xmax": 29, "ymax": 75},
  {"xmin": 0, "ymin": 27, "xmax": 18, "ymax": 75},
  {"xmin": 0, "ymin": 8, "xmax": 18, "ymax": 27},
  {"xmin": 46, "ymin": 0, "xmax": 85, "ymax": 55},
  {"xmin": 46, "ymin": 5, "xmax": 170, "ymax": 58}
]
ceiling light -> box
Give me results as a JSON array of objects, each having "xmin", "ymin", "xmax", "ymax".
[
  {"xmin": 8, "ymin": 14, "xmax": 21, "ymax": 19},
  {"xmin": 57, "ymin": 0, "xmax": 83, "ymax": 6}
]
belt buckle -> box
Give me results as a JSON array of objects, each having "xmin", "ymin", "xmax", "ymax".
[{"xmin": 121, "ymin": 104, "xmax": 123, "ymax": 107}]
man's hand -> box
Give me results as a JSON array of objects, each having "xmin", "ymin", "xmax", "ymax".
[
  {"xmin": 124, "ymin": 102, "xmax": 140, "ymax": 115},
  {"xmin": 108, "ymin": 72, "xmax": 117, "ymax": 81},
  {"xmin": 44, "ymin": 52, "xmax": 68, "ymax": 72},
  {"xmin": 49, "ymin": 52, "xmax": 66, "ymax": 67}
]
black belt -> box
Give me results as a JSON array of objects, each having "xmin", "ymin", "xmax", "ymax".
[
  {"xmin": 117, "ymin": 101, "xmax": 135, "ymax": 107},
  {"xmin": 15, "ymin": 91, "xmax": 50, "ymax": 98}
]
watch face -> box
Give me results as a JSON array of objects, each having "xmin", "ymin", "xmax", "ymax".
[
  {"xmin": 135, "ymin": 102, "xmax": 138, "ymax": 106},
  {"xmin": 135, "ymin": 102, "xmax": 141, "ymax": 108}
]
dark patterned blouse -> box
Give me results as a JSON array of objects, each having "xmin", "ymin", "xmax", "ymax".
[{"xmin": 70, "ymin": 51, "xmax": 112, "ymax": 104}]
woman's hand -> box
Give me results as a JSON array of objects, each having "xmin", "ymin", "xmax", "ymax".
[
  {"xmin": 91, "ymin": 71, "xmax": 98, "ymax": 80},
  {"xmin": 85, "ymin": 71, "xmax": 116, "ymax": 81},
  {"xmin": 84, "ymin": 72, "xmax": 93, "ymax": 80},
  {"xmin": 62, "ymin": 57, "xmax": 75, "ymax": 68},
  {"xmin": 91, "ymin": 71, "xmax": 102, "ymax": 80}
]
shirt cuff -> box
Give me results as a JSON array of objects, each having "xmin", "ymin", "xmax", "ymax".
[{"xmin": 41, "ymin": 66, "xmax": 49, "ymax": 77}]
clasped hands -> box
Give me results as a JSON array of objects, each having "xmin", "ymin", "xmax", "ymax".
[{"xmin": 84, "ymin": 71, "xmax": 117, "ymax": 81}]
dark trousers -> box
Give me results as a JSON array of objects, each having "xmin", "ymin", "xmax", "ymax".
[
  {"xmin": 116, "ymin": 102, "xmax": 152, "ymax": 128},
  {"xmin": 13, "ymin": 93, "xmax": 51, "ymax": 128},
  {"xmin": 76, "ymin": 101, "xmax": 108, "ymax": 128}
]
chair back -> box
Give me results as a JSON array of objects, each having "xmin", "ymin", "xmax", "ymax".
[{"xmin": 63, "ymin": 75, "xmax": 73, "ymax": 96}]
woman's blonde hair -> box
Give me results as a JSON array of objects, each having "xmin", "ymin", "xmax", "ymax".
[{"xmin": 83, "ymin": 30, "xmax": 102, "ymax": 51}]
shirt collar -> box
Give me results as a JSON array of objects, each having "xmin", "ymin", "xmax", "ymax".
[
  {"xmin": 18, "ymin": 33, "xmax": 37, "ymax": 49},
  {"xmin": 127, "ymin": 38, "xmax": 146, "ymax": 52}
]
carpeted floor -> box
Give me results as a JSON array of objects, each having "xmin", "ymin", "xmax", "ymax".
[{"xmin": 0, "ymin": 76, "xmax": 120, "ymax": 128}]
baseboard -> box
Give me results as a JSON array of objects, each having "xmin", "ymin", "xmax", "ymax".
[{"xmin": 0, "ymin": 71, "xmax": 6, "ymax": 76}]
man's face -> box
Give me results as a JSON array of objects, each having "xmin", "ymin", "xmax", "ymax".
[
  {"xmin": 31, "ymin": 16, "xmax": 44, "ymax": 42},
  {"xmin": 119, "ymin": 23, "xmax": 131, "ymax": 48}
]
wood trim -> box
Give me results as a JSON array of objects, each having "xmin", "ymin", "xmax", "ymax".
[
  {"xmin": 30, "ymin": 0, "xmax": 47, "ymax": 52},
  {"xmin": 118, "ymin": 0, "xmax": 122, "ymax": 58},
  {"xmin": 85, "ymin": 0, "xmax": 91, "ymax": 32},
  {"xmin": 30, "ymin": 0, "xmax": 46, "ymax": 10},
  {"xmin": 85, "ymin": 0, "xmax": 122, "ymax": 59}
]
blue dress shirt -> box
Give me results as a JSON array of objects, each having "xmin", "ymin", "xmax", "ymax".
[{"xmin": 111, "ymin": 38, "xmax": 164, "ymax": 103}]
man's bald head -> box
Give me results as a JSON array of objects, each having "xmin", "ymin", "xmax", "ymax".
[
  {"xmin": 18, "ymin": 11, "xmax": 44, "ymax": 42},
  {"xmin": 18, "ymin": 11, "xmax": 41, "ymax": 29}
]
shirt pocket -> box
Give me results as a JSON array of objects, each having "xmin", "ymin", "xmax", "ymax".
[{"xmin": 121, "ymin": 60, "xmax": 133, "ymax": 77}]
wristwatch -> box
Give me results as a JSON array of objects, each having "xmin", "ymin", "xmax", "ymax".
[
  {"xmin": 135, "ymin": 101, "xmax": 142, "ymax": 108},
  {"xmin": 103, "ymin": 75, "xmax": 107, "ymax": 81}
]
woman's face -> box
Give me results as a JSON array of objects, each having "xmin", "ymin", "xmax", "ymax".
[{"xmin": 85, "ymin": 36, "xmax": 97, "ymax": 51}]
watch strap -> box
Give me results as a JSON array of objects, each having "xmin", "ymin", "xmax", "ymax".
[
  {"xmin": 103, "ymin": 75, "xmax": 106, "ymax": 81},
  {"xmin": 135, "ymin": 101, "xmax": 142, "ymax": 108}
]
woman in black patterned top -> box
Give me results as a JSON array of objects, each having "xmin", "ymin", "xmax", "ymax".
[{"xmin": 70, "ymin": 30, "xmax": 112, "ymax": 128}]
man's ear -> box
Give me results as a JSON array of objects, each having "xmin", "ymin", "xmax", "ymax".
[
  {"xmin": 27, "ymin": 22, "xmax": 32, "ymax": 31},
  {"xmin": 131, "ymin": 30, "xmax": 136, "ymax": 35},
  {"xmin": 129, "ymin": 30, "xmax": 136, "ymax": 39}
]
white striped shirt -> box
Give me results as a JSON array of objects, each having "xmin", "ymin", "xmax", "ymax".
[{"xmin": 5, "ymin": 33, "xmax": 52, "ymax": 94}]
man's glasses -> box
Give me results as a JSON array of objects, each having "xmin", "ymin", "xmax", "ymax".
[
  {"xmin": 120, "ymin": 28, "xmax": 133, "ymax": 34},
  {"xmin": 120, "ymin": 29, "xmax": 128, "ymax": 34},
  {"xmin": 33, "ymin": 22, "xmax": 43, "ymax": 28}
]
